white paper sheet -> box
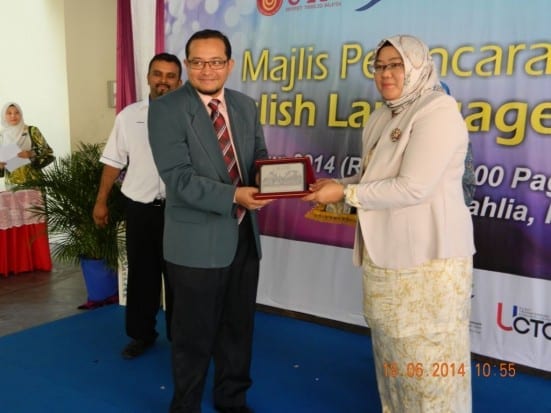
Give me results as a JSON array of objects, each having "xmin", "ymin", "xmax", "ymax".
[
  {"xmin": 0, "ymin": 143, "xmax": 31, "ymax": 172},
  {"xmin": 0, "ymin": 143, "xmax": 20, "ymax": 161}
]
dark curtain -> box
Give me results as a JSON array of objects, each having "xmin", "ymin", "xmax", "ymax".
[
  {"xmin": 116, "ymin": 0, "xmax": 136, "ymax": 113},
  {"xmin": 155, "ymin": 0, "xmax": 165, "ymax": 53}
]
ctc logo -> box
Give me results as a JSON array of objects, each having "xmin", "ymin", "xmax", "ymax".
[{"xmin": 496, "ymin": 302, "xmax": 551, "ymax": 339}]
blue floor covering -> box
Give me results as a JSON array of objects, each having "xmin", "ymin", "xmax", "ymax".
[{"xmin": 0, "ymin": 305, "xmax": 548, "ymax": 412}]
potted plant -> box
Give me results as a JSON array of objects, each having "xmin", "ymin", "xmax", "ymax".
[{"xmin": 16, "ymin": 142, "xmax": 125, "ymax": 309}]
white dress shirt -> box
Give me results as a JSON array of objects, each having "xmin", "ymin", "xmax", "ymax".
[{"xmin": 100, "ymin": 99, "xmax": 165, "ymax": 203}]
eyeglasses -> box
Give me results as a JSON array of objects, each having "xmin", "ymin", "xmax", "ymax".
[
  {"xmin": 187, "ymin": 59, "xmax": 228, "ymax": 70},
  {"xmin": 370, "ymin": 62, "xmax": 404, "ymax": 74}
]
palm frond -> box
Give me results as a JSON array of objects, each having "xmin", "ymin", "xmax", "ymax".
[{"xmin": 15, "ymin": 142, "xmax": 125, "ymax": 270}]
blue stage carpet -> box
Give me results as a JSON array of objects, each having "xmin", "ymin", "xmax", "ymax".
[{"xmin": 0, "ymin": 306, "xmax": 548, "ymax": 412}]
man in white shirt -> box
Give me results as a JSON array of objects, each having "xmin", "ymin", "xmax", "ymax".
[{"xmin": 93, "ymin": 53, "xmax": 182, "ymax": 359}]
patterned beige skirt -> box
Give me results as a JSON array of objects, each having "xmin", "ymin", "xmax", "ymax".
[{"xmin": 362, "ymin": 252, "xmax": 473, "ymax": 413}]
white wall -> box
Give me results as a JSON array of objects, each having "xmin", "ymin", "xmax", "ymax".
[
  {"xmin": 0, "ymin": 0, "xmax": 71, "ymax": 157},
  {"xmin": 0, "ymin": 0, "xmax": 116, "ymax": 156},
  {"xmin": 64, "ymin": 0, "xmax": 116, "ymax": 149}
]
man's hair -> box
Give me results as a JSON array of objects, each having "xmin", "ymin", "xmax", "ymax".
[
  {"xmin": 185, "ymin": 29, "xmax": 232, "ymax": 60},
  {"xmin": 148, "ymin": 53, "xmax": 183, "ymax": 78}
]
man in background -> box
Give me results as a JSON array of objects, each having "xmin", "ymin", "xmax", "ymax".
[{"xmin": 93, "ymin": 53, "xmax": 182, "ymax": 359}]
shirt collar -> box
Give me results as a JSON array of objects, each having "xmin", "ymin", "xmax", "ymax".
[{"xmin": 197, "ymin": 89, "xmax": 226, "ymax": 110}]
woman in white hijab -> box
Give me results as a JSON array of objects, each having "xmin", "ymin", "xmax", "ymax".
[
  {"xmin": 304, "ymin": 35, "xmax": 475, "ymax": 412},
  {"xmin": 0, "ymin": 102, "xmax": 54, "ymax": 185}
]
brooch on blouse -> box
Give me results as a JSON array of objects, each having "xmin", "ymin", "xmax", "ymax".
[{"xmin": 390, "ymin": 128, "xmax": 402, "ymax": 142}]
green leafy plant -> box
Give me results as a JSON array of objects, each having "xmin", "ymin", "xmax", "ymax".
[{"xmin": 16, "ymin": 142, "xmax": 125, "ymax": 270}]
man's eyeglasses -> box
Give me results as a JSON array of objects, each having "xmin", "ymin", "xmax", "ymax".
[
  {"xmin": 187, "ymin": 59, "xmax": 228, "ymax": 70},
  {"xmin": 370, "ymin": 62, "xmax": 404, "ymax": 74}
]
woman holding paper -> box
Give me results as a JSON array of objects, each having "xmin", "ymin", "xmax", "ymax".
[{"xmin": 0, "ymin": 102, "xmax": 54, "ymax": 185}]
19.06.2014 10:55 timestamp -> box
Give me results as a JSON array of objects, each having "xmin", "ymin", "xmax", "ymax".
[{"xmin": 383, "ymin": 362, "xmax": 516, "ymax": 378}]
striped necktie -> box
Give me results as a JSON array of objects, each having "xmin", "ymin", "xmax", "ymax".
[{"xmin": 208, "ymin": 99, "xmax": 246, "ymax": 223}]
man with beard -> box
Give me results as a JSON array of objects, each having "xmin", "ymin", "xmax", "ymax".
[
  {"xmin": 93, "ymin": 53, "xmax": 182, "ymax": 359},
  {"xmin": 148, "ymin": 30, "xmax": 272, "ymax": 413}
]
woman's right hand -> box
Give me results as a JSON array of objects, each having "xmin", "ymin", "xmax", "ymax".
[
  {"xmin": 308, "ymin": 178, "xmax": 336, "ymax": 192},
  {"xmin": 302, "ymin": 179, "xmax": 345, "ymax": 204},
  {"xmin": 17, "ymin": 150, "xmax": 33, "ymax": 159}
]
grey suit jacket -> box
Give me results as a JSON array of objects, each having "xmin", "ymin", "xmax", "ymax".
[{"xmin": 148, "ymin": 81, "xmax": 268, "ymax": 268}]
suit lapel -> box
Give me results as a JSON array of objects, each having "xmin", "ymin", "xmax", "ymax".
[{"xmin": 225, "ymin": 93, "xmax": 249, "ymax": 185}]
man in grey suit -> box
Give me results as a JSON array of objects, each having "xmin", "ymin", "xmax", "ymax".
[{"xmin": 148, "ymin": 30, "xmax": 272, "ymax": 413}]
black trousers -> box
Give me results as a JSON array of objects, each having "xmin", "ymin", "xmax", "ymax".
[
  {"xmin": 168, "ymin": 214, "xmax": 260, "ymax": 413},
  {"xmin": 125, "ymin": 198, "xmax": 172, "ymax": 342}
]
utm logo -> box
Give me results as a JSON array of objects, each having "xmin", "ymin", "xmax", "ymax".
[
  {"xmin": 257, "ymin": 0, "xmax": 284, "ymax": 16},
  {"xmin": 257, "ymin": 0, "xmax": 381, "ymax": 16},
  {"xmin": 257, "ymin": 0, "xmax": 339, "ymax": 16}
]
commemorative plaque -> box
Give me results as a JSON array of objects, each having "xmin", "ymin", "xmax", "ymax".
[{"xmin": 254, "ymin": 156, "xmax": 316, "ymax": 199}]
